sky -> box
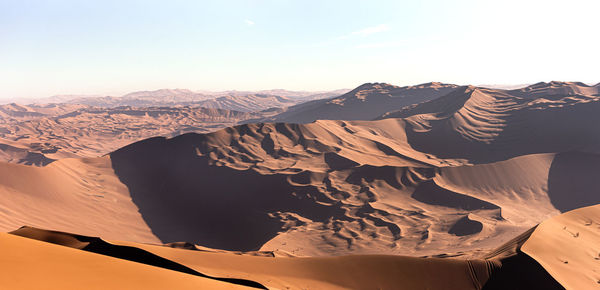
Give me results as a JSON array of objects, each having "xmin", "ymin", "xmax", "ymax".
[{"xmin": 1, "ymin": 0, "xmax": 598, "ymax": 99}]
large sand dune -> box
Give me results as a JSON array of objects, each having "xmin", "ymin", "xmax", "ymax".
[
  {"xmin": 13, "ymin": 203, "xmax": 600, "ymax": 290},
  {"xmin": 0, "ymin": 80, "xmax": 597, "ymax": 288},
  {"xmin": 380, "ymin": 81, "xmax": 600, "ymax": 162},
  {"xmin": 259, "ymin": 82, "xmax": 459, "ymax": 123},
  {"xmin": 0, "ymin": 105, "xmax": 262, "ymax": 165},
  {"xmin": 0, "ymin": 88, "xmax": 348, "ymax": 165}
]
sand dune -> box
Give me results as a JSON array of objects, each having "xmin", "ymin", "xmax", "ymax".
[
  {"xmin": 521, "ymin": 204, "xmax": 600, "ymax": 289},
  {"xmin": 0, "ymin": 80, "xmax": 597, "ymax": 288},
  {"xmin": 0, "ymin": 232, "xmax": 251, "ymax": 289},
  {"xmin": 192, "ymin": 94, "xmax": 298, "ymax": 112},
  {"xmin": 0, "ymin": 88, "xmax": 348, "ymax": 165},
  {"xmin": 380, "ymin": 82, "xmax": 600, "ymax": 162},
  {"xmin": 1, "ymin": 115, "xmax": 596, "ymax": 257},
  {"xmin": 9, "ymin": 218, "xmax": 584, "ymax": 289},
  {"xmin": 260, "ymin": 82, "xmax": 459, "ymax": 123},
  {"xmin": 0, "ymin": 105, "xmax": 262, "ymax": 165}
]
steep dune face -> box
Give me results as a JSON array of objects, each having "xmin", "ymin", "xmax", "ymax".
[
  {"xmin": 381, "ymin": 83, "xmax": 600, "ymax": 162},
  {"xmin": 0, "ymin": 111, "xmax": 594, "ymax": 257},
  {"xmin": 434, "ymin": 153, "xmax": 558, "ymax": 224},
  {"xmin": 0, "ymin": 157, "xmax": 158, "ymax": 243},
  {"xmin": 109, "ymin": 121, "xmax": 447, "ymax": 254},
  {"xmin": 521, "ymin": 204, "xmax": 600, "ymax": 289},
  {"xmin": 106, "ymin": 118, "xmax": 594, "ymax": 256},
  {"xmin": 0, "ymin": 232, "xmax": 250, "ymax": 290},
  {"xmin": 8, "ymin": 224, "xmax": 573, "ymax": 289},
  {"xmin": 261, "ymin": 82, "xmax": 459, "ymax": 123},
  {"xmin": 1, "ymin": 81, "xmax": 598, "ymax": 263}
]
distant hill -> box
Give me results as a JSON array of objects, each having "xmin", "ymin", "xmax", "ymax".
[
  {"xmin": 257, "ymin": 82, "xmax": 459, "ymax": 123},
  {"xmin": 22, "ymin": 88, "xmax": 349, "ymax": 109}
]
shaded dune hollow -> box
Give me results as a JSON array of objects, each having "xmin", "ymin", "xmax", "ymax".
[
  {"xmin": 109, "ymin": 129, "xmax": 482, "ymax": 253},
  {"xmin": 411, "ymin": 180, "xmax": 500, "ymax": 212},
  {"xmin": 107, "ymin": 121, "xmax": 542, "ymax": 256},
  {"xmin": 106, "ymin": 115, "xmax": 600, "ymax": 256},
  {"xmin": 110, "ymin": 136, "xmax": 418, "ymax": 252},
  {"xmin": 110, "ymin": 135, "xmax": 353, "ymax": 251},
  {"xmin": 547, "ymin": 151, "xmax": 600, "ymax": 212}
]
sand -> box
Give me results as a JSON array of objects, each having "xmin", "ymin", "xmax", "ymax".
[
  {"xmin": 261, "ymin": 82, "xmax": 459, "ymax": 123},
  {"xmin": 521, "ymin": 204, "xmax": 600, "ymax": 289},
  {"xmin": 0, "ymin": 80, "xmax": 597, "ymax": 288},
  {"xmin": 8, "ymin": 221, "xmax": 582, "ymax": 289},
  {"xmin": 0, "ymin": 232, "xmax": 251, "ymax": 289}
]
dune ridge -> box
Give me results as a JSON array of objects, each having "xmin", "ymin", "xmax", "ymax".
[
  {"xmin": 9, "ymin": 217, "xmax": 585, "ymax": 289},
  {"xmin": 258, "ymin": 82, "xmax": 459, "ymax": 124},
  {"xmin": 0, "ymin": 80, "xmax": 598, "ymax": 288},
  {"xmin": 1, "ymin": 85, "xmax": 599, "ymax": 256}
]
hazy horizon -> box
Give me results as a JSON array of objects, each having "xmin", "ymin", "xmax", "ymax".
[{"xmin": 1, "ymin": 0, "xmax": 598, "ymax": 99}]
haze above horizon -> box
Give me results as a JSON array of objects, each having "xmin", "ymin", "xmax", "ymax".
[{"xmin": 1, "ymin": 0, "xmax": 598, "ymax": 99}]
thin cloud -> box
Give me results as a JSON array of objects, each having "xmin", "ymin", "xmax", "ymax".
[
  {"xmin": 311, "ymin": 24, "xmax": 391, "ymax": 47},
  {"xmin": 245, "ymin": 19, "xmax": 255, "ymax": 26},
  {"xmin": 351, "ymin": 24, "xmax": 390, "ymax": 36}
]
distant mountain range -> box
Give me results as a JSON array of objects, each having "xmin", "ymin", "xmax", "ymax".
[{"xmin": 7, "ymin": 88, "xmax": 350, "ymax": 111}]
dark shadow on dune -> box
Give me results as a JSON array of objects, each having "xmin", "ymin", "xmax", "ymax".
[
  {"xmin": 448, "ymin": 215, "xmax": 483, "ymax": 236},
  {"xmin": 0, "ymin": 143, "xmax": 55, "ymax": 166},
  {"xmin": 480, "ymin": 226, "xmax": 563, "ymax": 289},
  {"xmin": 412, "ymin": 180, "xmax": 500, "ymax": 211},
  {"xmin": 547, "ymin": 151, "xmax": 600, "ymax": 212},
  {"xmin": 323, "ymin": 152, "xmax": 359, "ymax": 170},
  {"xmin": 110, "ymin": 134, "xmax": 350, "ymax": 252},
  {"xmin": 401, "ymin": 86, "xmax": 600, "ymax": 164},
  {"xmin": 10, "ymin": 227, "xmax": 266, "ymax": 289},
  {"xmin": 482, "ymin": 253, "xmax": 564, "ymax": 290}
]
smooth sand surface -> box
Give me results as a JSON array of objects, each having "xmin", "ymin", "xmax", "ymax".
[
  {"xmin": 522, "ymin": 204, "xmax": 600, "ymax": 289},
  {"xmin": 0, "ymin": 157, "xmax": 158, "ymax": 243},
  {"xmin": 0, "ymin": 232, "xmax": 251, "ymax": 289}
]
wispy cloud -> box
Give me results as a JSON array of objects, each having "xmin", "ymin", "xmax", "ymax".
[
  {"xmin": 245, "ymin": 19, "xmax": 255, "ymax": 26},
  {"xmin": 311, "ymin": 24, "xmax": 391, "ymax": 48},
  {"xmin": 351, "ymin": 24, "xmax": 390, "ymax": 36}
]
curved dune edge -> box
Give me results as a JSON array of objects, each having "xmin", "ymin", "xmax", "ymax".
[
  {"xmin": 8, "ymin": 226, "xmax": 567, "ymax": 290},
  {"xmin": 0, "ymin": 232, "xmax": 252, "ymax": 289},
  {"xmin": 521, "ymin": 204, "xmax": 600, "ymax": 289}
]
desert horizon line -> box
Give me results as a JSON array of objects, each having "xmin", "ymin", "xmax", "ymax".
[{"xmin": 3, "ymin": 80, "xmax": 599, "ymax": 102}]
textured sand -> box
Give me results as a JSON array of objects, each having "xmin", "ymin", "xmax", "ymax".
[
  {"xmin": 0, "ymin": 80, "xmax": 597, "ymax": 288},
  {"xmin": 260, "ymin": 82, "xmax": 459, "ymax": 123},
  {"xmin": 0, "ymin": 105, "xmax": 261, "ymax": 165}
]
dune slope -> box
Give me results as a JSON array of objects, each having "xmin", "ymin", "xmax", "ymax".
[
  {"xmin": 261, "ymin": 82, "xmax": 458, "ymax": 123},
  {"xmin": 7, "ymin": 226, "xmax": 566, "ymax": 290}
]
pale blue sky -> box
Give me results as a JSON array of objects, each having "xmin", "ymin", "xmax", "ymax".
[{"xmin": 1, "ymin": 0, "xmax": 598, "ymax": 99}]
